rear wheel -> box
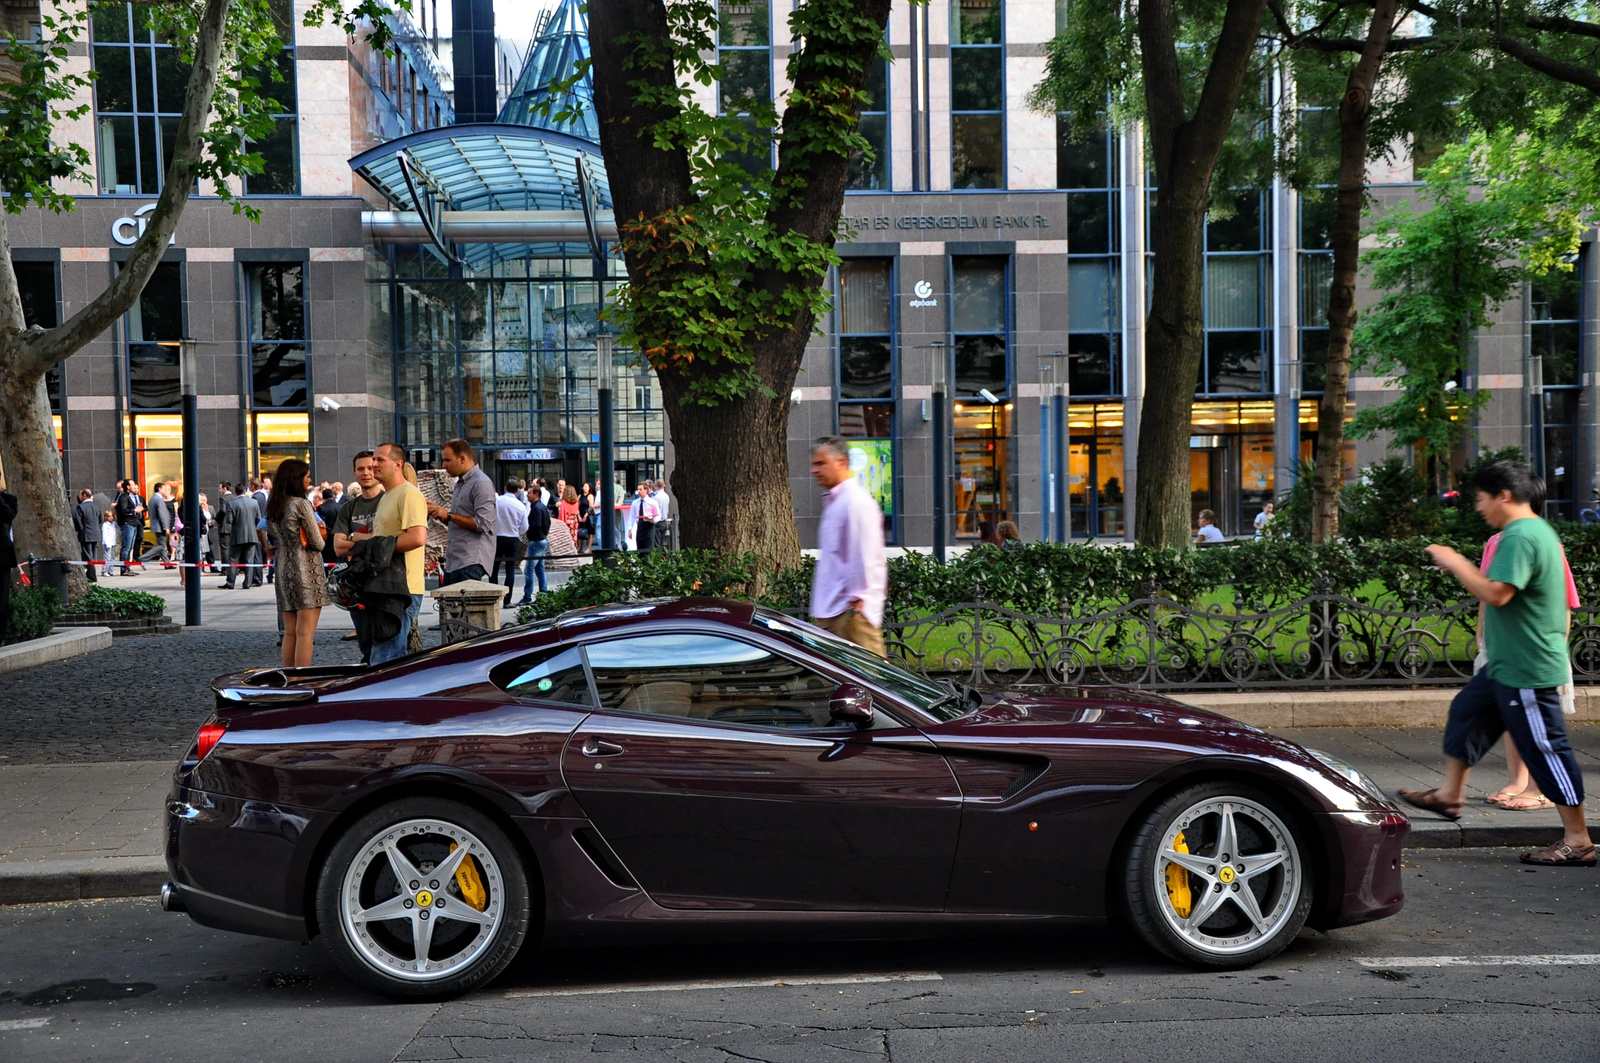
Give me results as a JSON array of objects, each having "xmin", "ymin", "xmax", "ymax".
[
  {"xmin": 315, "ymin": 797, "xmax": 530, "ymax": 999},
  {"xmin": 1124, "ymin": 782, "xmax": 1311, "ymax": 968}
]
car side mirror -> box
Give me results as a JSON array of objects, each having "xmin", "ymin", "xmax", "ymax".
[{"xmin": 829, "ymin": 683, "xmax": 874, "ymax": 728}]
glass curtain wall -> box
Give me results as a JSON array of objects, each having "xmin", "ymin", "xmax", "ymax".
[
  {"xmin": 244, "ymin": 0, "xmax": 299, "ymax": 194},
  {"xmin": 90, "ymin": 2, "xmax": 189, "ymax": 194},
  {"xmin": 847, "ymin": 54, "xmax": 890, "ymax": 190},
  {"xmin": 1059, "ymin": 117, "xmax": 1124, "ymax": 536},
  {"xmin": 950, "ymin": 256, "xmax": 1012, "ymax": 537},
  {"xmin": 125, "ymin": 261, "xmax": 183, "ymax": 410},
  {"xmin": 950, "ymin": 0, "xmax": 1002, "ymax": 189},
  {"xmin": 836, "ymin": 259, "xmax": 896, "ymax": 539},
  {"xmin": 1532, "ymin": 259, "xmax": 1583, "ymax": 518},
  {"xmin": 1202, "ymin": 191, "xmax": 1271, "ymax": 396},
  {"xmin": 385, "ymin": 248, "xmax": 661, "ymax": 472},
  {"xmin": 245, "ymin": 262, "xmax": 308, "ymax": 475},
  {"xmin": 718, "ymin": 1, "xmax": 773, "ymax": 174}
]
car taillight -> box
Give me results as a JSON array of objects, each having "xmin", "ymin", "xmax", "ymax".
[{"xmin": 195, "ymin": 720, "xmax": 228, "ymax": 762}]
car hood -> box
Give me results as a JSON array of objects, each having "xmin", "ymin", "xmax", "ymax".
[{"xmin": 945, "ymin": 686, "xmax": 1302, "ymax": 757}]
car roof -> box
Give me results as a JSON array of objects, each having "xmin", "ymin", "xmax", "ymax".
[{"xmin": 549, "ymin": 597, "xmax": 758, "ymax": 632}]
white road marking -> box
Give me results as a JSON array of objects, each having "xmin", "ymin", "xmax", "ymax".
[
  {"xmin": 504, "ymin": 972, "xmax": 942, "ymax": 998},
  {"xmin": 1357, "ymin": 954, "xmax": 1600, "ymax": 968},
  {"xmin": 0, "ymin": 1017, "xmax": 50, "ymax": 1031}
]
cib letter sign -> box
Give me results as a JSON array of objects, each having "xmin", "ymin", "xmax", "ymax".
[{"xmin": 111, "ymin": 204, "xmax": 177, "ymax": 246}]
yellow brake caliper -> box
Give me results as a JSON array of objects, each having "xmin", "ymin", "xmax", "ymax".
[
  {"xmin": 1165, "ymin": 831, "xmax": 1192, "ymax": 918},
  {"xmin": 448, "ymin": 842, "xmax": 488, "ymax": 911}
]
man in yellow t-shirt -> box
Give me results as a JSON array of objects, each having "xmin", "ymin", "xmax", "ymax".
[{"xmin": 367, "ymin": 443, "xmax": 429, "ymax": 664}]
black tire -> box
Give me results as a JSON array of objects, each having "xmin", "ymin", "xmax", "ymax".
[
  {"xmin": 1124, "ymin": 781, "xmax": 1312, "ymax": 969},
  {"xmin": 315, "ymin": 797, "xmax": 531, "ymax": 999}
]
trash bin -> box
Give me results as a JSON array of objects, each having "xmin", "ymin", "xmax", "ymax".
[{"xmin": 29, "ymin": 557, "xmax": 70, "ymax": 603}]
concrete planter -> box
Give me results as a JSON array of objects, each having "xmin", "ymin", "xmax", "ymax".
[{"xmin": 0, "ymin": 626, "xmax": 114, "ymax": 674}]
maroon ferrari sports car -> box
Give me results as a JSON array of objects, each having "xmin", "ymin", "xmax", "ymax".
[{"xmin": 162, "ymin": 598, "xmax": 1408, "ymax": 999}]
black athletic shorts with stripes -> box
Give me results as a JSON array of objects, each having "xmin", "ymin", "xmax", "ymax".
[{"xmin": 1444, "ymin": 669, "xmax": 1585, "ymax": 807}]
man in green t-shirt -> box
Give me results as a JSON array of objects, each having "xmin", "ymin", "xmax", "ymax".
[{"xmin": 1400, "ymin": 460, "xmax": 1591, "ymax": 867}]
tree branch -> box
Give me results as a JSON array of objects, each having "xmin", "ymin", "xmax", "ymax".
[
  {"xmin": 1523, "ymin": 14, "xmax": 1600, "ymax": 40},
  {"xmin": 1491, "ymin": 30, "xmax": 1600, "ymax": 95},
  {"xmin": 22, "ymin": 0, "xmax": 233, "ymax": 377}
]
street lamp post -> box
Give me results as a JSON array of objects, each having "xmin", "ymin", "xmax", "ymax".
[
  {"xmin": 1039, "ymin": 360, "xmax": 1054, "ymax": 542},
  {"xmin": 930, "ymin": 340, "xmax": 947, "ymax": 564},
  {"xmin": 1050, "ymin": 350, "xmax": 1069, "ymax": 543},
  {"xmin": 179, "ymin": 338, "xmax": 201, "ymax": 627},
  {"xmin": 595, "ymin": 330, "xmax": 617, "ymax": 565}
]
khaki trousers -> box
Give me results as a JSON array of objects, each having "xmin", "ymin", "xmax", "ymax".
[{"xmin": 813, "ymin": 609, "xmax": 886, "ymax": 658}]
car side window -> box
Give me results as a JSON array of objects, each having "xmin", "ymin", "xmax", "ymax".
[
  {"xmin": 583, "ymin": 633, "xmax": 844, "ymax": 730},
  {"xmin": 489, "ymin": 645, "xmax": 593, "ymax": 706}
]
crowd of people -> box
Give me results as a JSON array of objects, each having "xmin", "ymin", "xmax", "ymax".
[{"xmin": 51, "ymin": 442, "xmax": 677, "ymax": 667}]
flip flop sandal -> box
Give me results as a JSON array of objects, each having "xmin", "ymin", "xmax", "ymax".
[
  {"xmin": 1397, "ymin": 788, "xmax": 1464, "ymax": 822},
  {"xmin": 1500, "ymin": 794, "xmax": 1556, "ymax": 812},
  {"xmin": 1486, "ymin": 787, "xmax": 1521, "ymax": 806},
  {"xmin": 1519, "ymin": 843, "xmax": 1597, "ymax": 867}
]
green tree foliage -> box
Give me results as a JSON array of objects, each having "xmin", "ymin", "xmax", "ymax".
[{"xmin": 1350, "ymin": 126, "xmax": 1598, "ymax": 465}]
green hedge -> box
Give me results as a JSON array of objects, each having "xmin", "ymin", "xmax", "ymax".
[
  {"xmin": 515, "ymin": 528, "xmax": 1600, "ymax": 623},
  {"xmin": 3, "ymin": 587, "xmax": 61, "ymax": 645},
  {"xmin": 66, "ymin": 585, "xmax": 168, "ymax": 618}
]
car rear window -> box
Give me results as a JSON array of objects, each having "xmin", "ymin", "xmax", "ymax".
[{"xmin": 490, "ymin": 645, "xmax": 594, "ymax": 706}]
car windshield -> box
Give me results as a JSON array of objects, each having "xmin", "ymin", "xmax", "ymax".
[{"xmin": 750, "ymin": 609, "xmax": 968, "ymax": 722}]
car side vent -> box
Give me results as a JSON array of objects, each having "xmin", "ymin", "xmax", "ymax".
[
  {"xmin": 572, "ymin": 827, "xmax": 639, "ymax": 889},
  {"xmin": 1001, "ymin": 759, "xmax": 1049, "ymax": 801}
]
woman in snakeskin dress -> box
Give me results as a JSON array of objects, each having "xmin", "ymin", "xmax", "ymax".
[{"xmin": 265, "ymin": 459, "xmax": 331, "ymax": 667}]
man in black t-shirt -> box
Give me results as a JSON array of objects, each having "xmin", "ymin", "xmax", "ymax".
[{"xmin": 332, "ymin": 451, "xmax": 384, "ymax": 663}]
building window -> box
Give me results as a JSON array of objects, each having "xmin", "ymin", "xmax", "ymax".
[
  {"xmin": 244, "ymin": 0, "xmax": 298, "ymax": 194},
  {"xmin": 12, "ymin": 261, "xmax": 61, "ymax": 410},
  {"xmin": 950, "ymin": 0, "xmax": 1002, "ymax": 189},
  {"xmin": 847, "ymin": 54, "xmax": 889, "ymax": 191},
  {"xmin": 1533, "ymin": 262, "xmax": 1583, "ymax": 519},
  {"xmin": 91, "ymin": 2, "xmax": 189, "ymax": 194},
  {"xmin": 254, "ymin": 411, "xmax": 310, "ymax": 481},
  {"xmin": 1065, "ymin": 401, "xmax": 1124, "ymax": 538},
  {"xmin": 1298, "ymin": 187, "xmax": 1335, "ymax": 393},
  {"xmin": 718, "ymin": 1, "xmax": 773, "ymax": 175},
  {"xmin": 1190, "ymin": 399, "xmax": 1276, "ymax": 535},
  {"xmin": 1060, "ymin": 116, "xmax": 1121, "ymax": 397},
  {"xmin": 246, "ymin": 262, "xmax": 307, "ymax": 408},
  {"xmin": 951, "ymin": 256, "xmax": 1011, "ymax": 537},
  {"xmin": 1201, "ymin": 192, "xmax": 1270, "ymax": 395},
  {"xmin": 125, "ymin": 261, "xmax": 183, "ymax": 410},
  {"xmin": 127, "ymin": 413, "xmax": 183, "ymax": 499},
  {"xmin": 836, "ymin": 259, "xmax": 895, "ymax": 537}
]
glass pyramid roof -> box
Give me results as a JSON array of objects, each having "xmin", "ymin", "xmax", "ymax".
[{"xmin": 349, "ymin": 0, "xmax": 607, "ymax": 266}]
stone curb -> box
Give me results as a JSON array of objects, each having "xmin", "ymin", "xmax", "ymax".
[
  {"xmin": 1184, "ymin": 688, "xmax": 1600, "ymax": 729},
  {"xmin": 0, "ymin": 626, "xmax": 113, "ymax": 675},
  {"xmin": 0, "ymin": 856, "xmax": 167, "ymax": 905}
]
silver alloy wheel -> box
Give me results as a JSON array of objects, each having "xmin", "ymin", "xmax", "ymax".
[
  {"xmin": 339, "ymin": 817, "xmax": 506, "ymax": 982},
  {"xmin": 1152, "ymin": 796, "xmax": 1301, "ymax": 957}
]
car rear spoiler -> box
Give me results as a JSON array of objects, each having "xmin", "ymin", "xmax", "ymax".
[{"xmin": 212, "ymin": 664, "xmax": 367, "ymax": 707}]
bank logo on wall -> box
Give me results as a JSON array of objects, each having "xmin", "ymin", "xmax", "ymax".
[
  {"xmin": 909, "ymin": 280, "xmax": 938, "ymax": 308},
  {"xmin": 111, "ymin": 204, "xmax": 176, "ymax": 246}
]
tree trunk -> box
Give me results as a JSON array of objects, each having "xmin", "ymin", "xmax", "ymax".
[
  {"xmin": 0, "ymin": 0, "xmax": 232, "ymax": 600},
  {"xmin": 1133, "ymin": 0, "xmax": 1269, "ymax": 547},
  {"xmin": 658, "ymin": 377, "xmax": 803, "ymax": 577},
  {"xmin": 590, "ymin": 0, "xmax": 891, "ymax": 571},
  {"xmin": 1312, "ymin": 0, "xmax": 1398, "ymax": 542}
]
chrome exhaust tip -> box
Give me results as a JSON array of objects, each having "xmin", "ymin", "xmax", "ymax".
[{"xmin": 159, "ymin": 882, "xmax": 187, "ymax": 913}]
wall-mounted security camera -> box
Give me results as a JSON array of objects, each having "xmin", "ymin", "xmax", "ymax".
[
  {"xmin": 319, "ymin": 396, "xmax": 342, "ymax": 412},
  {"xmin": 979, "ymin": 388, "xmax": 1000, "ymax": 405}
]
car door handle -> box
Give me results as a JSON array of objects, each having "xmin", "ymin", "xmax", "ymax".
[{"xmin": 581, "ymin": 738, "xmax": 625, "ymax": 757}]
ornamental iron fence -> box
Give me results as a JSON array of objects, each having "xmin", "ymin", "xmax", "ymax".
[{"xmin": 877, "ymin": 580, "xmax": 1600, "ymax": 691}]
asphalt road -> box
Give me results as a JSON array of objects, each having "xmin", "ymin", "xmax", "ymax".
[{"xmin": 1, "ymin": 848, "xmax": 1596, "ymax": 1062}]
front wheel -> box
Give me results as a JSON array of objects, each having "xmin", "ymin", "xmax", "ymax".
[
  {"xmin": 315, "ymin": 797, "xmax": 531, "ymax": 999},
  {"xmin": 1124, "ymin": 782, "xmax": 1312, "ymax": 968}
]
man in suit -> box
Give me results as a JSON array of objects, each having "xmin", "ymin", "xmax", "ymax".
[
  {"xmin": 148, "ymin": 483, "xmax": 174, "ymax": 565},
  {"xmin": 249, "ymin": 477, "xmax": 271, "ymax": 584},
  {"xmin": 0, "ymin": 485, "xmax": 17, "ymax": 637},
  {"xmin": 220, "ymin": 487, "xmax": 264, "ymax": 589},
  {"xmin": 113, "ymin": 479, "xmax": 144, "ymax": 575},
  {"xmin": 73, "ymin": 488, "xmax": 101, "ymax": 583}
]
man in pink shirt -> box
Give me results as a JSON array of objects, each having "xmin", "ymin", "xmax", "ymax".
[{"xmin": 809, "ymin": 437, "xmax": 888, "ymax": 656}]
